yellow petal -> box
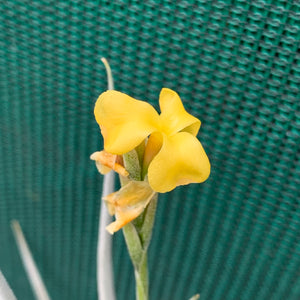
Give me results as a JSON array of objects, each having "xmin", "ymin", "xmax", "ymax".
[
  {"xmin": 142, "ymin": 132, "xmax": 163, "ymax": 175},
  {"xmin": 148, "ymin": 132, "xmax": 210, "ymax": 193},
  {"xmin": 106, "ymin": 210, "xmax": 141, "ymax": 234},
  {"xmin": 90, "ymin": 151, "xmax": 129, "ymax": 177},
  {"xmin": 103, "ymin": 181, "xmax": 155, "ymax": 234},
  {"xmin": 94, "ymin": 90, "xmax": 160, "ymax": 154},
  {"xmin": 159, "ymin": 88, "xmax": 200, "ymax": 136},
  {"xmin": 95, "ymin": 161, "xmax": 112, "ymax": 175}
]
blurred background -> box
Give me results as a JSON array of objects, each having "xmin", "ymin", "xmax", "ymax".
[{"xmin": 0, "ymin": 1, "xmax": 300, "ymax": 299}]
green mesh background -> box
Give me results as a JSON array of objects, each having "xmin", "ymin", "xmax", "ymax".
[{"xmin": 1, "ymin": 1, "xmax": 300, "ymax": 299}]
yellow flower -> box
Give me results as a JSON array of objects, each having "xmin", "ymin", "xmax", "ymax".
[{"xmin": 94, "ymin": 88, "xmax": 210, "ymax": 193}]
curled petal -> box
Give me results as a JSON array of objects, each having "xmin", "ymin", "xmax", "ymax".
[
  {"xmin": 148, "ymin": 132, "xmax": 210, "ymax": 193},
  {"xmin": 104, "ymin": 181, "xmax": 155, "ymax": 234},
  {"xmin": 94, "ymin": 90, "xmax": 160, "ymax": 154},
  {"xmin": 159, "ymin": 88, "xmax": 200, "ymax": 136},
  {"xmin": 90, "ymin": 151, "xmax": 129, "ymax": 177}
]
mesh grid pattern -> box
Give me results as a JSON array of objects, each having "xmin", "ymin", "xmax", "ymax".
[{"xmin": 0, "ymin": 1, "xmax": 300, "ymax": 299}]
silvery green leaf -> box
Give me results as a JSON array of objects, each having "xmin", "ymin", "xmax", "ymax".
[
  {"xmin": 140, "ymin": 194, "xmax": 158, "ymax": 249},
  {"xmin": 122, "ymin": 222, "xmax": 144, "ymax": 269},
  {"xmin": 123, "ymin": 149, "xmax": 141, "ymax": 181}
]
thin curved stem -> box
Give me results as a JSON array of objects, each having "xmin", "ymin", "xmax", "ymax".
[
  {"xmin": 11, "ymin": 220, "xmax": 51, "ymax": 300},
  {"xmin": 101, "ymin": 58, "xmax": 114, "ymax": 90},
  {"xmin": 0, "ymin": 270, "xmax": 17, "ymax": 300},
  {"xmin": 98, "ymin": 171, "xmax": 116, "ymax": 300},
  {"xmin": 97, "ymin": 57, "xmax": 116, "ymax": 300}
]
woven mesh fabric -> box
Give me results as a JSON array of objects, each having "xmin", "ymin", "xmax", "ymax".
[{"xmin": 1, "ymin": 1, "xmax": 300, "ymax": 299}]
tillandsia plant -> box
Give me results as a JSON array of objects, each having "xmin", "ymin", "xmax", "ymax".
[{"xmin": 91, "ymin": 59, "xmax": 210, "ymax": 300}]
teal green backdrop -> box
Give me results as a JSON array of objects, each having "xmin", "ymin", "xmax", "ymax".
[{"xmin": 0, "ymin": 1, "xmax": 300, "ymax": 299}]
